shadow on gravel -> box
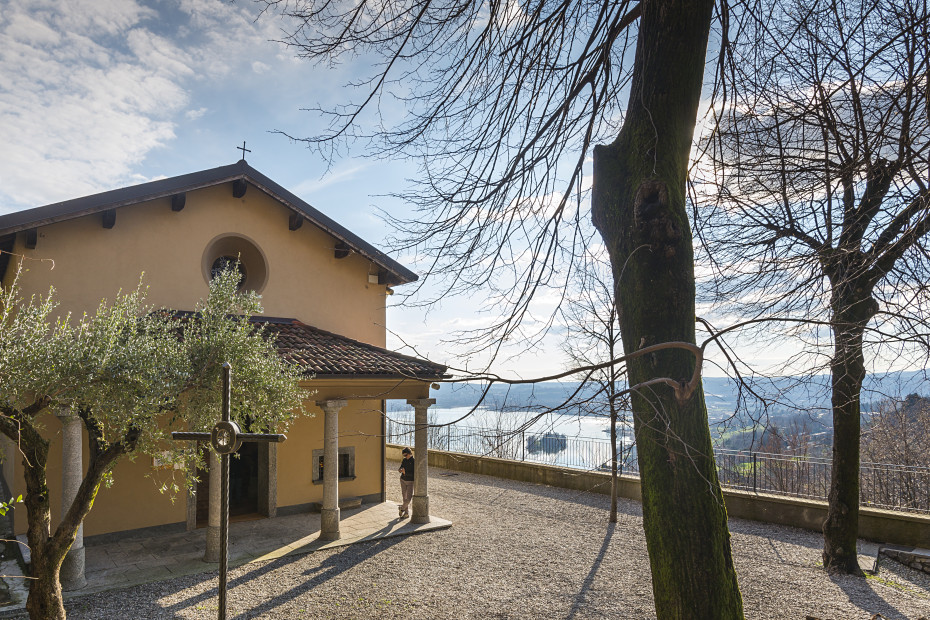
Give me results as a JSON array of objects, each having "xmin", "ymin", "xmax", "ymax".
[
  {"xmin": 565, "ymin": 522, "xmax": 615, "ymax": 620},
  {"xmin": 229, "ymin": 523, "xmax": 405, "ymax": 619},
  {"xmin": 726, "ymin": 519, "xmax": 822, "ymax": 551},
  {"xmin": 829, "ymin": 572, "xmax": 908, "ymax": 620},
  {"xmin": 152, "ymin": 523, "xmax": 405, "ymax": 619}
]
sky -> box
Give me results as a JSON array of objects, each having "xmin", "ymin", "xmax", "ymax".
[
  {"xmin": 0, "ymin": 0, "xmax": 578, "ymax": 377},
  {"xmin": 0, "ymin": 0, "xmax": 819, "ymax": 381}
]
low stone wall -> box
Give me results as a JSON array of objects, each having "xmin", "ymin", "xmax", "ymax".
[
  {"xmin": 880, "ymin": 546, "xmax": 930, "ymax": 575},
  {"xmin": 387, "ymin": 444, "xmax": 930, "ymax": 549}
]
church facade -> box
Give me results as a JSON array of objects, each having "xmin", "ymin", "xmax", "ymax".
[{"xmin": 0, "ymin": 160, "xmax": 444, "ymax": 553}]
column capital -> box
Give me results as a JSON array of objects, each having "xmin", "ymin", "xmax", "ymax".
[
  {"xmin": 316, "ymin": 399, "xmax": 348, "ymax": 413},
  {"xmin": 406, "ymin": 398, "xmax": 436, "ymax": 408},
  {"xmin": 56, "ymin": 407, "xmax": 77, "ymax": 422}
]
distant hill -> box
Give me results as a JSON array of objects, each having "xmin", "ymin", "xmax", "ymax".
[{"xmin": 411, "ymin": 370, "xmax": 928, "ymax": 423}]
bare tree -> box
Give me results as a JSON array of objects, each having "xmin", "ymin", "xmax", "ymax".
[
  {"xmin": 757, "ymin": 419, "xmax": 821, "ymax": 496},
  {"xmin": 861, "ymin": 394, "xmax": 930, "ymax": 512},
  {"xmin": 560, "ymin": 252, "xmax": 629, "ymax": 522},
  {"xmin": 263, "ymin": 0, "xmax": 744, "ymax": 615},
  {"xmin": 697, "ymin": 0, "xmax": 930, "ymax": 574},
  {"xmin": 862, "ymin": 394, "xmax": 930, "ymax": 467}
]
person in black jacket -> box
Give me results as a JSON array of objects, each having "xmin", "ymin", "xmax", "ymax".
[{"xmin": 398, "ymin": 447, "xmax": 414, "ymax": 518}]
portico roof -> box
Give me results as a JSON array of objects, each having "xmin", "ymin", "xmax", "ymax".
[{"xmin": 254, "ymin": 317, "xmax": 447, "ymax": 381}]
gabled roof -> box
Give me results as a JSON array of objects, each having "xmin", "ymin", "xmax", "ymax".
[
  {"xmin": 0, "ymin": 160, "xmax": 417, "ymax": 285},
  {"xmin": 255, "ymin": 317, "xmax": 447, "ymax": 380}
]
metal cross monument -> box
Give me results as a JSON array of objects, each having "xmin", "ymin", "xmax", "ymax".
[{"xmin": 172, "ymin": 362, "xmax": 286, "ymax": 620}]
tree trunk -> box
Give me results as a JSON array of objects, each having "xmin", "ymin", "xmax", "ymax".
[
  {"xmin": 13, "ymin": 413, "xmax": 128, "ymax": 619},
  {"xmin": 609, "ymin": 399, "xmax": 618, "ymax": 524},
  {"xmin": 822, "ymin": 293, "xmax": 876, "ymax": 575},
  {"xmin": 609, "ymin": 326, "xmax": 619, "ymax": 524},
  {"xmin": 592, "ymin": 1, "xmax": 743, "ymax": 617},
  {"xmin": 26, "ymin": 543, "xmax": 66, "ymax": 620},
  {"xmin": 19, "ymin": 432, "xmax": 68, "ymax": 620}
]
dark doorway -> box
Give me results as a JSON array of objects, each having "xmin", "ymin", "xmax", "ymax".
[{"xmin": 196, "ymin": 442, "xmax": 260, "ymax": 526}]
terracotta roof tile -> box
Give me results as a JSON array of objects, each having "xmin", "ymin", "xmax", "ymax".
[{"xmin": 253, "ymin": 317, "xmax": 447, "ymax": 380}]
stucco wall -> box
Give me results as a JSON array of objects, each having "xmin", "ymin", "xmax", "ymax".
[
  {"xmin": 7, "ymin": 401, "xmax": 389, "ymax": 537},
  {"xmin": 7, "ymin": 413, "xmax": 187, "ymax": 537},
  {"xmin": 277, "ymin": 400, "xmax": 384, "ymax": 509},
  {"xmin": 81, "ymin": 435, "xmax": 187, "ymax": 536},
  {"xmin": 5, "ymin": 183, "xmax": 388, "ymax": 345}
]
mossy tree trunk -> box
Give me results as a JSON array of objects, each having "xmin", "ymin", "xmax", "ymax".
[
  {"xmin": 608, "ymin": 391, "xmax": 618, "ymax": 524},
  {"xmin": 592, "ymin": 1, "xmax": 744, "ymax": 617}
]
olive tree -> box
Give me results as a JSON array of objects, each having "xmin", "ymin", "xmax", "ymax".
[
  {"xmin": 0, "ymin": 268, "xmax": 306, "ymax": 620},
  {"xmin": 263, "ymin": 0, "xmax": 743, "ymax": 615}
]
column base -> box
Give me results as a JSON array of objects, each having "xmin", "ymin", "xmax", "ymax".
[
  {"xmin": 320, "ymin": 507, "xmax": 341, "ymax": 540},
  {"xmin": 204, "ymin": 525, "xmax": 220, "ymax": 563},
  {"xmin": 60, "ymin": 547, "xmax": 86, "ymax": 591},
  {"xmin": 411, "ymin": 495, "xmax": 430, "ymax": 524}
]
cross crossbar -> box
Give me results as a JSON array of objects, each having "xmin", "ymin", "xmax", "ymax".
[{"xmin": 171, "ymin": 432, "xmax": 286, "ymax": 443}]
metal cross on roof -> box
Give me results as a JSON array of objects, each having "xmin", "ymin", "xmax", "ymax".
[
  {"xmin": 171, "ymin": 362, "xmax": 286, "ymax": 620},
  {"xmin": 237, "ymin": 141, "xmax": 251, "ymax": 161}
]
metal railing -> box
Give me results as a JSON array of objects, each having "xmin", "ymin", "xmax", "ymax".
[{"xmin": 386, "ymin": 420, "xmax": 930, "ymax": 515}]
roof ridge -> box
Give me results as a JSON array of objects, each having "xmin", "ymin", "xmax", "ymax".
[{"xmin": 0, "ymin": 161, "xmax": 417, "ymax": 285}]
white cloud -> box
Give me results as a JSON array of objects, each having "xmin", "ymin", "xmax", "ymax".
[
  {"xmin": 126, "ymin": 28, "xmax": 195, "ymax": 79},
  {"xmin": 0, "ymin": 0, "xmax": 293, "ymax": 212},
  {"xmin": 4, "ymin": 11, "xmax": 61, "ymax": 46},
  {"xmin": 252, "ymin": 61, "xmax": 270, "ymax": 74},
  {"xmin": 185, "ymin": 107, "xmax": 208, "ymax": 121}
]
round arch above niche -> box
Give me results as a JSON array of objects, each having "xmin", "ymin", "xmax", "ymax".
[{"xmin": 201, "ymin": 234, "xmax": 268, "ymax": 293}]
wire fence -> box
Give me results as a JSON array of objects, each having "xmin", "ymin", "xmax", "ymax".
[{"xmin": 387, "ymin": 420, "xmax": 930, "ymax": 515}]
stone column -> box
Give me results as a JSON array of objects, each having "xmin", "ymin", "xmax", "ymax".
[
  {"xmin": 204, "ymin": 449, "xmax": 221, "ymax": 562},
  {"xmin": 318, "ymin": 399, "xmax": 347, "ymax": 541},
  {"xmin": 56, "ymin": 411, "xmax": 86, "ymax": 590},
  {"xmin": 407, "ymin": 398, "xmax": 435, "ymax": 524},
  {"xmin": 258, "ymin": 443, "xmax": 277, "ymax": 518},
  {"xmin": 0, "ymin": 434, "xmax": 14, "ymax": 497}
]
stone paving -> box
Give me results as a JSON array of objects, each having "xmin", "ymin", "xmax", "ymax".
[
  {"xmin": 1, "ymin": 467, "xmax": 928, "ymax": 619},
  {"xmin": 0, "ymin": 502, "xmax": 450, "ymax": 612}
]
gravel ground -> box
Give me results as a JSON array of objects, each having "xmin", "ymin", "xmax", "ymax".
[{"xmin": 24, "ymin": 464, "xmax": 930, "ymax": 619}]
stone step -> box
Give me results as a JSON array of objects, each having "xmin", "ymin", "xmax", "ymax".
[{"xmin": 879, "ymin": 544, "xmax": 930, "ymax": 575}]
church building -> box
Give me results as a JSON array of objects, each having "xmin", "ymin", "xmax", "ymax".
[{"xmin": 0, "ymin": 159, "xmax": 444, "ymax": 586}]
